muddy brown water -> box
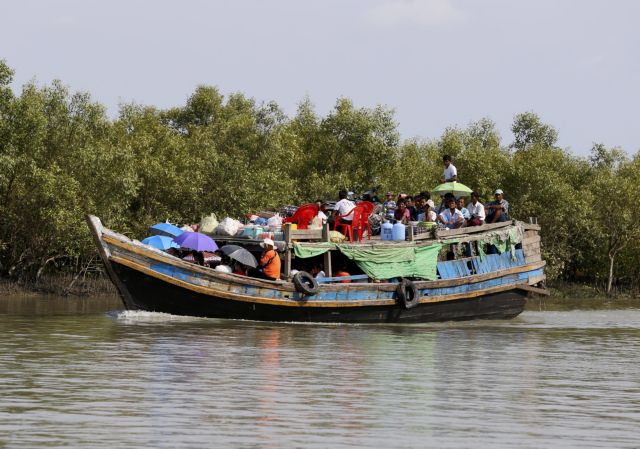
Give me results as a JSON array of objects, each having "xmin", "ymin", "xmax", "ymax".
[{"xmin": 1, "ymin": 294, "xmax": 639, "ymax": 448}]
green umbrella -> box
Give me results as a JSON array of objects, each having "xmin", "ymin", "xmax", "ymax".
[{"xmin": 431, "ymin": 181, "xmax": 473, "ymax": 198}]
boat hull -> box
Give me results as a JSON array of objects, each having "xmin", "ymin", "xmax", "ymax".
[{"xmin": 112, "ymin": 262, "xmax": 527, "ymax": 323}]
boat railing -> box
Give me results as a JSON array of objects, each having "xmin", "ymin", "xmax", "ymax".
[{"xmin": 279, "ymin": 220, "xmax": 542, "ymax": 280}]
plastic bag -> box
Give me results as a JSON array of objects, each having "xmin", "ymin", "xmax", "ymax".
[
  {"xmin": 267, "ymin": 214, "xmax": 283, "ymax": 227},
  {"xmin": 199, "ymin": 213, "xmax": 219, "ymax": 235},
  {"xmin": 309, "ymin": 216, "xmax": 323, "ymax": 229},
  {"xmin": 215, "ymin": 265, "xmax": 232, "ymax": 273},
  {"xmin": 329, "ymin": 231, "xmax": 346, "ymax": 243},
  {"xmin": 215, "ymin": 217, "xmax": 243, "ymax": 236}
]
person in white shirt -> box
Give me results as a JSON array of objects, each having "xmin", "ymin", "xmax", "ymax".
[
  {"xmin": 311, "ymin": 264, "xmax": 326, "ymax": 279},
  {"xmin": 467, "ymin": 191, "xmax": 485, "ymax": 226},
  {"xmin": 333, "ymin": 190, "xmax": 355, "ymax": 224},
  {"xmin": 416, "ymin": 196, "xmax": 437, "ymax": 222},
  {"xmin": 441, "ymin": 155, "xmax": 458, "ymax": 183},
  {"xmin": 438, "ymin": 198, "xmax": 464, "ymax": 229},
  {"xmin": 315, "ymin": 199, "xmax": 329, "ymax": 222}
]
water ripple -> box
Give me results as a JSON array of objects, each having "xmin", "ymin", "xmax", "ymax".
[{"xmin": 1, "ymin": 306, "xmax": 639, "ymax": 448}]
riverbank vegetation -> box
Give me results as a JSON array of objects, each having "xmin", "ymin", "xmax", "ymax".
[{"xmin": 0, "ymin": 61, "xmax": 638, "ymax": 296}]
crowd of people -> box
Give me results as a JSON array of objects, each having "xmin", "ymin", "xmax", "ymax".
[
  {"xmin": 170, "ymin": 154, "xmax": 511, "ymax": 281},
  {"xmin": 326, "ymin": 155, "xmax": 510, "ymax": 231}
]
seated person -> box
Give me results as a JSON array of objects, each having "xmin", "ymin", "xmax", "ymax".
[
  {"xmin": 310, "ymin": 264, "xmax": 326, "ymax": 279},
  {"xmin": 333, "ymin": 190, "xmax": 356, "ymax": 225},
  {"xmin": 183, "ymin": 250, "xmax": 204, "ymax": 266},
  {"xmin": 420, "ymin": 191, "xmax": 435, "ymax": 209},
  {"xmin": 417, "ymin": 203, "xmax": 437, "ymax": 222},
  {"xmin": 406, "ymin": 196, "xmax": 418, "ymax": 221},
  {"xmin": 310, "ymin": 200, "xmax": 329, "ymax": 228},
  {"xmin": 467, "ymin": 191, "xmax": 485, "ymax": 226},
  {"xmin": 394, "ymin": 199, "xmax": 411, "ymax": 224},
  {"xmin": 315, "ymin": 199, "xmax": 329, "ymax": 223},
  {"xmin": 435, "ymin": 193, "xmax": 455, "ymax": 215},
  {"xmin": 456, "ymin": 197, "xmax": 471, "ymax": 225},
  {"xmin": 438, "ymin": 198, "xmax": 464, "ymax": 229},
  {"xmin": 232, "ymin": 262, "xmax": 247, "ymax": 276},
  {"xmin": 248, "ymin": 238, "xmax": 281, "ymax": 280},
  {"xmin": 485, "ymin": 189, "xmax": 510, "ymax": 223},
  {"xmin": 334, "ymin": 267, "xmax": 352, "ymax": 283}
]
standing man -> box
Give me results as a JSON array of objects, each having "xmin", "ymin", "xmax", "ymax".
[
  {"xmin": 467, "ymin": 191, "xmax": 485, "ymax": 226},
  {"xmin": 383, "ymin": 192, "xmax": 396, "ymax": 210},
  {"xmin": 441, "ymin": 155, "xmax": 458, "ymax": 182},
  {"xmin": 485, "ymin": 189, "xmax": 510, "ymax": 223}
]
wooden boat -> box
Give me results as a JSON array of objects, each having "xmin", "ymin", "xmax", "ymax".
[{"xmin": 87, "ymin": 215, "xmax": 547, "ymax": 323}]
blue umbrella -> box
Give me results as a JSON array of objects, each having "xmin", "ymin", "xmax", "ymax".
[
  {"xmin": 172, "ymin": 232, "xmax": 219, "ymax": 252},
  {"xmin": 149, "ymin": 222, "xmax": 184, "ymax": 238},
  {"xmin": 141, "ymin": 235, "xmax": 180, "ymax": 251}
]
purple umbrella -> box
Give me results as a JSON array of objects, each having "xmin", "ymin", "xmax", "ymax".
[{"xmin": 172, "ymin": 232, "xmax": 219, "ymax": 252}]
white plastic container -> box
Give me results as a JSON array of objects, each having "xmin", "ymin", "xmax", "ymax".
[
  {"xmin": 381, "ymin": 221, "xmax": 393, "ymax": 241},
  {"xmin": 392, "ymin": 222, "xmax": 406, "ymax": 241}
]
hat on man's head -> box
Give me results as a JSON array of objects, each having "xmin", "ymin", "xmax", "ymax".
[
  {"xmin": 260, "ymin": 238, "xmax": 275, "ymax": 249},
  {"xmin": 494, "ymin": 189, "xmax": 504, "ymax": 195}
]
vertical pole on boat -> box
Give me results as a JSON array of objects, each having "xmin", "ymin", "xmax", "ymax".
[
  {"xmin": 283, "ymin": 223, "xmax": 292, "ymax": 280},
  {"xmin": 322, "ymin": 222, "xmax": 333, "ymax": 277},
  {"xmin": 408, "ymin": 222, "xmax": 415, "ymax": 242}
]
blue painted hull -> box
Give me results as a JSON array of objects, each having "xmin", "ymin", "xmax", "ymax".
[{"xmin": 112, "ymin": 262, "xmax": 529, "ymax": 323}]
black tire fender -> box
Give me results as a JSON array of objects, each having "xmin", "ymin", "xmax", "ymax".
[
  {"xmin": 396, "ymin": 278, "xmax": 419, "ymax": 309},
  {"xmin": 293, "ymin": 271, "xmax": 320, "ymax": 296}
]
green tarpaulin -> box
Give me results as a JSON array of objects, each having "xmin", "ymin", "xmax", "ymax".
[
  {"xmin": 478, "ymin": 224, "xmax": 523, "ymax": 261},
  {"xmin": 292, "ymin": 242, "xmax": 335, "ymax": 259},
  {"xmin": 339, "ymin": 244, "xmax": 442, "ymax": 280},
  {"xmin": 294, "ymin": 242, "xmax": 442, "ymax": 281}
]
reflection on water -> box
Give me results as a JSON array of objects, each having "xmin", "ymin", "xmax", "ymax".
[{"xmin": 1, "ymin": 296, "xmax": 639, "ymax": 448}]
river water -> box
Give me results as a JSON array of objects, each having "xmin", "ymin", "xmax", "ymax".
[{"xmin": 1, "ymin": 295, "xmax": 639, "ymax": 448}]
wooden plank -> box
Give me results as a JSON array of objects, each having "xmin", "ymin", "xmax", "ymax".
[
  {"xmin": 317, "ymin": 274, "xmax": 369, "ymax": 283},
  {"xmin": 516, "ymin": 284, "xmax": 550, "ymax": 295},
  {"xmin": 322, "ymin": 223, "xmax": 333, "ymax": 277},
  {"xmin": 528, "ymin": 273, "xmax": 546, "ymax": 285},
  {"xmin": 283, "ymin": 223, "xmax": 292, "ymax": 279},
  {"xmin": 525, "ymin": 254, "xmax": 542, "ymax": 263},
  {"xmin": 435, "ymin": 221, "xmax": 512, "ymax": 238},
  {"xmin": 523, "ymin": 244, "xmax": 541, "ymax": 255},
  {"xmin": 522, "ymin": 223, "xmax": 541, "ymax": 231},
  {"xmin": 523, "ymin": 235, "xmax": 541, "ymax": 245},
  {"xmin": 86, "ymin": 216, "xmax": 135, "ymax": 308},
  {"xmin": 413, "ymin": 232, "xmax": 435, "ymax": 241},
  {"xmin": 289, "ymin": 228, "xmax": 323, "ymax": 240}
]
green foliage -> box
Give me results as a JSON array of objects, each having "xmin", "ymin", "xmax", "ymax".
[
  {"xmin": 0, "ymin": 61, "xmax": 638, "ymax": 291},
  {"xmin": 511, "ymin": 111, "xmax": 558, "ymax": 151}
]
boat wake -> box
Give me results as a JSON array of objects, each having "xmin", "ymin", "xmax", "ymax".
[{"xmin": 113, "ymin": 310, "xmax": 211, "ymax": 323}]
